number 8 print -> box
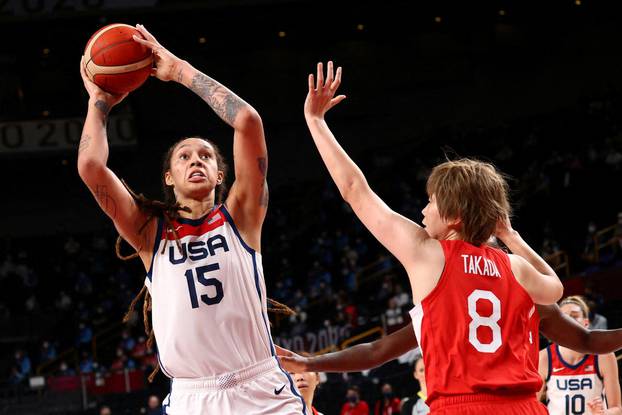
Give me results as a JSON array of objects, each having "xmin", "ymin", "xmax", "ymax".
[{"xmin": 468, "ymin": 290, "xmax": 502, "ymax": 353}]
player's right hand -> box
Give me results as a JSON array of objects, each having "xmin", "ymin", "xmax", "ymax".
[
  {"xmin": 275, "ymin": 345, "xmax": 309, "ymax": 373},
  {"xmin": 79, "ymin": 56, "xmax": 128, "ymax": 108},
  {"xmin": 587, "ymin": 397, "xmax": 605, "ymax": 415},
  {"xmin": 494, "ymin": 214, "xmax": 515, "ymax": 242},
  {"xmin": 133, "ymin": 24, "xmax": 183, "ymax": 82}
]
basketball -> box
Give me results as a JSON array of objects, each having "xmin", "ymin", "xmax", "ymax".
[{"xmin": 83, "ymin": 23, "xmax": 153, "ymax": 95}]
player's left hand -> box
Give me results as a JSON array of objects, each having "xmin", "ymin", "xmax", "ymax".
[
  {"xmin": 304, "ymin": 61, "xmax": 346, "ymax": 121},
  {"xmin": 80, "ymin": 56, "xmax": 128, "ymax": 108},
  {"xmin": 275, "ymin": 345, "xmax": 309, "ymax": 373},
  {"xmin": 587, "ymin": 397, "xmax": 605, "ymax": 414},
  {"xmin": 132, "ymin": 24, "xmax": 183, "ymax": 82}
]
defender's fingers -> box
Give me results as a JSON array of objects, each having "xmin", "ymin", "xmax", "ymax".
[
  {"xmin": 326, "ymin": 61, "xmax": 334, "ymax": 86},
  {"xmin": 308, "ymin": 74, "xmax": 315, "ymax": 92},
  {"xmin": 316, "ymin": 62, "xmax": 324, "ymax": 89},
  {"xmin": 330, "ymin": 66, "xmax": 342, "ymax": 90}
]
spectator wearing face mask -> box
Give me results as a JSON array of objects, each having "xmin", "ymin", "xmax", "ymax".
[
  {"xmin": 341, "ymin": 386, "xmax": 369, "ymax": 415},
  {"xmin": 375, "ymin": 383, "xmax": 400, "ymax": 415}
]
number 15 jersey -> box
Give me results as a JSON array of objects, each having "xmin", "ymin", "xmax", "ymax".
[
  {"xmin": 145, "ymin": 205, "xmax": 275, "ymax": 378},
  {"xmin": 409, "ymin": 240, "xmax": 542, "ymax": 405}
]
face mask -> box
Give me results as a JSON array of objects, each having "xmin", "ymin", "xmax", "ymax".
[
  {"xmin": 383, "ymin": 392, "xmax": 393, "ymax": 399},
  {"xmin": 347, "ymin": 395, "xmax": 357, "ymax": 403}
]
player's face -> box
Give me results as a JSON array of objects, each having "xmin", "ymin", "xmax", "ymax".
[
  {"xmin": 165, "ymin": 138, "xmax": 223, "ymax": 200},
  {"xmin": 560, "ymin": 303, "xmax": 589, "ymax": 328},
  {"xmin": 421, "ymin": 194, "xmax": 452, "ymax": 239},
  {"xmin": 413, "ymin": 358, "xmax": 425, "ymax": 384},
  {"xmin": 292, "ymin": 370, "xmax": 319, "ymax": 399}
]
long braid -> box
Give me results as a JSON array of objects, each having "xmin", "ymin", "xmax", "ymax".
[{"xmin": 117, "ymin": 179, "xmax": 190, "ymax": 383}]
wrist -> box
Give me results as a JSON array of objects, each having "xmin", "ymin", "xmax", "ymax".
[
  {"xmin": 173, "ymin": 59, "xmax": 191, "ymax": 84},
  {"xmin": 305, "ymin": 114, "xmax": 325, "ymax": 124},
  {"xmin": 498, "ymin": 229, "xmax": 519, "ymax": 242},
  {"xmin": 88, "ymin": 98, "xmax": 111, "ymax": 118}
]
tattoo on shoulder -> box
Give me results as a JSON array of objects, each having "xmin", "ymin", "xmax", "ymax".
[
  {"xmin": 94, "ymin": 100, "xmax": 110, "ymax": 125},
  {"xmin": 189, "ymin": 72, "xmax": 245, "ymax": 125},
  {"xmin": 78, "ymin": 134, "xmax": 92, "ymax": 153},
  {"xmin": 94, "ymin": 184, "xmax": 118, "ymax": 219}
]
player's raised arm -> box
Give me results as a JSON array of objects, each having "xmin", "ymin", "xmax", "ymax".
[
  {"xmin": 538, "ymin": 304, "xmax": 622, "ymax": 354},
  {"xmin": 133, "ymin": 24, "xmax": 267, "ymax": 250},
  {"xmin": 304, "ymin": 61, "xmax": 432, "ymax": 269},
  {"xmin": 77, "ymin": 57, "xmax": 153, "ymax": 258},
  {"xmin": 495, "ymin": 218, "xmax": 563, "ymax": 305},
  {"xmin": 277, "ymin": 323, "xmax": 418, "ymax": 373}
]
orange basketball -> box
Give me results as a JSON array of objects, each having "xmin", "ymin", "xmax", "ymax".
[{"xmin": 84, "ymin": 23, "xmax": 153, "ymax": 95}]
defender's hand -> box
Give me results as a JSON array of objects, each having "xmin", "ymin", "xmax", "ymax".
[{"xmin": 304, "ymin": 61, "xmax": 346, "ymax": 121}]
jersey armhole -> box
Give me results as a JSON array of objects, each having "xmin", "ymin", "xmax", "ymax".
[
  {"xmin": 545, "ymin": 345, "xmax": 553, "ymax": 382},
  {"xmin": 219, "ymin": 204, "xmax": 256, "ymax": 255},
  {"xmin": 595, "ymin": 354, "xmax": 604, "ymax": 381},
  {"xmin": 145, "ymin": 216, "xmax": 163, "ymax": 282},
  {"xmin": 505, "ymin": 253, "xmax": 535, "ymax": 305}
]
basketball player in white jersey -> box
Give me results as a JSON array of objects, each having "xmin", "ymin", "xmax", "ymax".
[
  {"xmin": 78, "ymin": 24, "xmax": 305, "ymax": 414},
  {"xmin": 539, "ymin": 296, "xmax": 621, "ymax": 415}
]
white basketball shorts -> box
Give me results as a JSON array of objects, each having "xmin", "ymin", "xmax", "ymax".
[{"xmin": 161, "ymin": 357, "xmax": 307, "ymax": 414}]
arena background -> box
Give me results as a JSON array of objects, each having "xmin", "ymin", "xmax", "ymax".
[{"xmin": 1, "ymin": 0, "xmax": 621, "ymax": 413}]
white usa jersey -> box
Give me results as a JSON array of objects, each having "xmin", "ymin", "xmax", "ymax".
[
  {"xmin": 145, "ymin": 205, "xmax": 275, "ymax": 378},
  {"xmin": 546, "ymin": 344, "xmax": 605, "ymax": 415}
]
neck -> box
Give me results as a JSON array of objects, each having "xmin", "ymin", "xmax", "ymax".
[
  {"xmin": 301, "ymin": 391, "xmax": 314, "ymax": 411},
  {"xmin": 558, "ymin": 345, "xmax": 585, "ymax": 363},
  {"xmin": 420, "ymin": 384, "xmax": 427, "ymax": 398},
  {"xmin": 176, "ymin": 196, "xmax": 216, "ymax": 219},
  {"xmin": 442, "ymin": 228, "xmax": 462, "ymax": 241}
]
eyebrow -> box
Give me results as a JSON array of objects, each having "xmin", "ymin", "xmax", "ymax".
[{"xmin": 176, "ymin": 144, "xmax": 212, "ymax": 152}]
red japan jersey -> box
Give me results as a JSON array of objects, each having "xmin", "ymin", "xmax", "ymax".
[{"xmin": 409, "ymin": 240, "xmax": 542, "ymax": 405}]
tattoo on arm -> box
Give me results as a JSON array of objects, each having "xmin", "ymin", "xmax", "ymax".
[
  {"xmin": 94, "ymin": 100, "xmax": 110, "ymax": 125},
  {"xmin": 258, "ymin": 157, "xmax": 267, "ymax": 176},
  {"xmin": 189, "ymin": 73, "xmax": 245, "ymax": 126},
  {"xmin": 257, "ymin": 157, "xmax": 268, "ymax": 207},
  {"xmin": 78, "ymin": 134, "xmax": 92, "ymax": 153},
  {"xmin": 177, "ymin": 68, "xmax": 184, "ymax": 83},
  {"xmin": 259, "ymin": 182, "xmax": 269, "ymax": 207},
  {"xmin": 94, "ymin": 184, "xmax": 118, "ymax": 219}
]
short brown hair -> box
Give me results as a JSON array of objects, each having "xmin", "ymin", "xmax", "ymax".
[
  {"xmin": 559, "ymin": 296, "xmax": 590, "ymax": 319},
  {"xmin": 426, "ymin": 158, "xmax": 510, "ymax": 246}
]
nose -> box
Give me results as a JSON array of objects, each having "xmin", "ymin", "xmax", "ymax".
[{"xmin": 190, "ymin": 154, "xmax": 205, "ymax": 167}]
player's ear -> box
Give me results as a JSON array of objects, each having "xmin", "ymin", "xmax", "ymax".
[{"xmin": 165, "ymin": 170, "xmax": 174, "ymax": 186}]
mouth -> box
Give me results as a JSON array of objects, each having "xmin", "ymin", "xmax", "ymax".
[
  {"xmin": 296, "ymin": 383, "xmax": 308, "ymax": 389},
  {"xmin": 188, "ymin": 170, "xmax": 207, "ymax": 182}
]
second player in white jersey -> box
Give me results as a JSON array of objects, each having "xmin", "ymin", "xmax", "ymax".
[
  {"xmin": 545, "ymin": 344, "xmax": 605, "ymax": 415},
  {"xmin": 538, "ymin": 296, "xmax": 621, "ymax": 415}
]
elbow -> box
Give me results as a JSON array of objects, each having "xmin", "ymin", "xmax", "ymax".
[
  {"xmin": 368, "ymin": 343, "xmax": 389, "ymax": 368},
  {"xmin": 552, "ymin": 279, "xmax": 564, "ymax": 303},
  {"xmin": 340, "ymin": 175, "xmax": 367, "ymax": 204},
  {"xmin": 77, "ymin": 157, "xmax": 104, "ymax": 184},
  {"xmin": 237, "ymin": 107, "xmax": 263, "ymax": 131}
]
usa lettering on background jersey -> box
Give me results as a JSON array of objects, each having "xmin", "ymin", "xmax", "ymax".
[
  {"xmin": 410, "ymin": 240, "xmax": 541, "ymax": 405},
  {"xmin": 546, "ymin": 344, "xmax": 605, "ymax": 415}
]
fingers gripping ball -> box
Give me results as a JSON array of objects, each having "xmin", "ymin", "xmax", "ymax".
[{"xmin": 84, "ymin": 23, "xmax": 153, "ymax": 94}]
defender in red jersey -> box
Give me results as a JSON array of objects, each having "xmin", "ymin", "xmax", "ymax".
[{"xmin": 303, "ymin": 61, "xmax": 563, "ymax": 414}]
